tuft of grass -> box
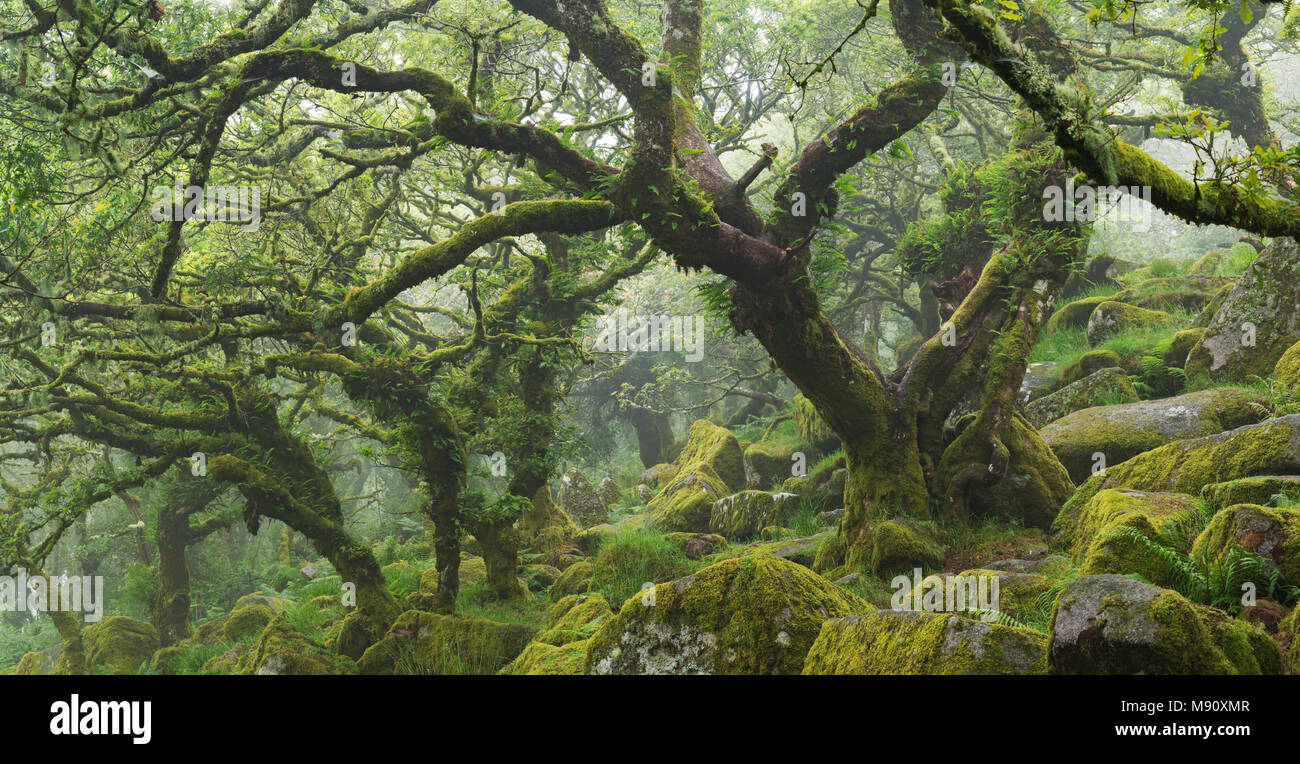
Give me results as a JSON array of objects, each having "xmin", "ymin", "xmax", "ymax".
[
  {"xmin": 455, "ymin": 583, "xmax": 547, "ymax": 629},
  {"xmin": 589, "ymin": 528, "xmax": 695, "ymax": 606}
]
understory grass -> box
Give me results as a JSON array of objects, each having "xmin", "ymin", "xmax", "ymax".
[{"xmin": 589, "ymin": 528, "xmax": 695, "ymax": 606}]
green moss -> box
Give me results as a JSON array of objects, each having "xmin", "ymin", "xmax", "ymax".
[
  {"xmin": 1202, "ymin": 475, "xmax": 1300, "ymax": 509},
  {"xmin": 83, "ymin": 616, "xmax": 160, "ymax": 675},
  {"xmin": 356, "ymin": 610, "xmax": 534, "ymax": 675},
  {"xmin": 549, "ymin": 560, "xmax": 593, "ymax": 601},
  {"xmin": 870, "ymin": 519, "xmax": 945, "ymax": 576},
  {"xmin": 1085, "ymin": 301, "xmax": 1174, "ymax": 346},
  {"xmin": 240, "ymin": 614, "xmax": 357, "ymax": 675},
  {"xmin": 1062, "ymin": 415, "xmax": 1300, "ymax": 518},
  {"xmin": 1191, "ymin": 503, "xmax": 1300, "ymax": 582},
  {"xmin": 802, "ymin": 610, "xmax": 1048, "ymax": 674},
  {"xmin": 646, "ymin": 463, "xmax": 731, "ymax": 532},
  {"xmin": 793, "ymin": 394, "xmax": 838, "ymax": 449},
  {"xmin": 672, "ymin": 419, "xmax": 747, "ymax": 492},
  {"xmin": 1274, "ymin": 339, "xmax": 1300, "ymax": 390},
  {"xmin": 586, "ymin": 554, "xmax": 869, "ymax": 674},
  {"xmin": 221, "ymin": 603, "xmax": 274, "ymax": 642},
  {"xmin": 535, "ymin": 593, "xmax": 613, "ymax": 646},
  {"xmin": 499, "ymin": 639, "xmax": 591, "ymax": 675}
]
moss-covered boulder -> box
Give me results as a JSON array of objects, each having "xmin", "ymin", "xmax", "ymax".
[
  {"xmin": 1040, "ymin": 388, "xmax": 1266, "ymax": 483},
  {"xmin": 240, "ymin": 615, "xmax": 357, "ymax": 675},
  {"xmin": 595, "ymin": 477, "xmax": 623, "ymax": 508},
  {"xmin": 1049, "ymin": 276, "xmax": 1226, "ymax": 334},
  {"xmin": 1185, "ymin": 237, "xmax": 1300, "ymax": 381},
  {"xmin": 557, "ymin": 468, "xmax": 608, "ymax": 529},
  {"xmin": 743, "ymin": 530, "xmax": 834, "ymax": 569},
  {"xmin": 802, "ymin": 610, "xmax": 1048, "ymax": 674},
  {"xmin": 1024, "ymin": 367, "xmax": 1136, "ymax": 428},
  {"xmin": 1046, "ymin": 295, "xmax": 1110, "ymax": 334},
  {"xmin": 1191, "ymin": 504, "xmax": 1300, "ymax": 582},
  {"xmin": 1274, "ymin": 339, "xmax": 1300, "ymax": 391},
  {"xmin": 662, "ymin": 531, "xmax": 728, "ymax": 559},
  {"xmin": 1063, "ymin": 414, "xmax": 1300, "ymax": 514},
  {"xmin": 1165, "ymin": 328, "xmax": 1205, "ymax": 369},
  {"xmin": 645, "ymin": 420, "xmax": 748, "ymax": 532},
  {"xmin": 14, "ymin": 643, "xmax": 62, "ymax": 675},
  {"xmin": 357, "ymin": 610, "xmax": 534, "ymax": 675},
  {"xmin": 709, "ymin": 490, "xmax": 799, "ymax": 539},
  {"xmin": 1049, "ymin": 574, "xmax": 1279, "ymax": 674},
  {"xmin": 418, "ymin": 554, "xmax": 486, "ymax": 600},
  {"xmin": 1052, "ymin": 489, "xmax": 1199, "ymax": 586},
  {"xmin": 677, "ymin": 419, "xmax": 747, "ymax": 492},
  {"xmin": 636, "ymin": 463, "xmax": 676, "ymax": 490},
  {"xmin": 899, "ymin": 569, "xmax": 1054, "ymax": 626},
  {"xmin": 1281, "ymin": 607, "xmax": 1300, "ymax": 674},
  {"xmin": 1202, "ymin": 475, "xmax": 1300, "ymax": 509},
  {"xmin": 549, "ymin": 560, "xmax": 593, "ymax": 601},
  {"xmin": 744, "ymin": 441, "xmax": 795, "ymax": 489},
  {"xmin": 1086, "ymin": 301, "xmax": 1174, "ymax": 346},
  {"xmin": 870, "ymin": 519, "xmax": 945, "ymax": 576},
  {"xmin": 585, "ymin": 554, "xmax": 868, "ymax": 675},
  {"xmin": 83, "ymin": 616, "xmax": 159, "ymax": 675},
  {"xmin": 536, "ymin": 593, "xmax": 613, "ymax": 646},
  {"xmin": 1059, "ymin": 349, "xmax": 1124, "ymax": 387},
  {"xmin": 499, "ymin": 640, "xmax": 593, "ymax": 675},
  {"xmin": 646, "ymin": 464, "xmax": 731, "ymax": 533},
  {"xmin": 221, "ymin": 602, "xmax": 274, "ymax": 642}
]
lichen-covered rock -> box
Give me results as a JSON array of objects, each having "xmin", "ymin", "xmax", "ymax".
[
  {"xmin": 1194, "ymin": 282, "xmax": 1235, "ymax": 328},
  {"xmin": 709, "ymin": 490, "xmax": 799, "ymax": 539},
  {"xmin": 871, "ymin": 519, "xmax": 945, "ymax": 576},
  {"xmin": 1202, "ymin": 475, "xmax": 1300, "ymax": 508},
  {"xmin": 1086, "ymin": 301, "xmax": 1174, "ymax": 346},
  {"xmin": 595, "ymin": 477, "xmax": 623, "ymax": 508},
  {"xmin": 1049, "ymin": 575, "xmax": 1278, "ymax": 674},
  {"xmin": 83, "ymin": 616, "xmax": 160, "ymax": 675},
  {"xmin": 241, "ymin": 615, "xmax": 357, "ymax": 675},
  {"xmin": 549, "ymin": 560, "xmax": 593, "ymax": 601},
  {"xmin": 803, "ymin": 610, "xmax": 1047, "ymax": 674},
  {"xmin": 1059, "ymin": 349, "xmax": 1124, "ymax": 387},
  {"xmin": 585, "ymin": 554, "xmax": 868, "ymax": 675},
  {"xmin": 1191, "ymin": 504, "xmax": 1300, "ymax": 582},
  {"xmin": 793, "ymin": 394, "xmax": 839, "ymax": 451},
  {"xmin": 357, "ymin": 610, "xmax": 534, "ymax": 675},
  {"xmin": 1024, "ymin": 367, "xmax": 1137, "ymax": 428},
  {"xmin": 744, "ymin": 441, "xmax": 795, "ymax": 489},
  {"xmin": 222, "ymin": 602, "xmax": 274, "ymax": 642},
  {"xmin": 1186, "ymin": 237, "xmax": 1300, "ymax": 381},
  {"xmin": 1040, "ymin": 388, "xmax": 1265, "ymax": 483},
  {"xmin": 557, "ymin": 468, "xmax": 608, "ymax": 529},
  {"xmin": 1063, "ymin": 414, "xmax": 1300, "ymax": 514},
  {"xmin": 1051, "ymin": 489, "xmax": 1199, "ymax": 585},
  {"xmin": 663, "ymin": 531, "xmax": 728, "ymax": 559}
]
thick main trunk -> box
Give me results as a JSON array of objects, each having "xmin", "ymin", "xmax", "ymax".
[
  {"xmin": 473, "ymin": 521, "xmax": 525, "ymax": 600},
  {"xmin": 628, "ymin": 407, "xmax": 674, "ymax": 468},
  {"xmin": 153, "ymin": 503, "xmax": 191, "ymax": 646}
]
